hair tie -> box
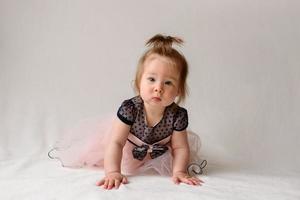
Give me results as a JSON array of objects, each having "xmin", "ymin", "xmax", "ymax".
[{"xmin": 187, "ymin": 159, "xmax": 207, "ymax": 176}]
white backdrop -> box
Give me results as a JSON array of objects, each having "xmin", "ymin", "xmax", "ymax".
[{"xmin": 1, "ymin": 0, "xmax": 300, "ymax": 174}]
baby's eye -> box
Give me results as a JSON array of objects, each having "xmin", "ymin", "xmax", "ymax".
[
  {"xmin": 165, "ymin": 81, "xmax": 173, "ymax": 85},
  {"xmin": 147, "ymin": 77, "xmax": 155, "ymax": 82}
]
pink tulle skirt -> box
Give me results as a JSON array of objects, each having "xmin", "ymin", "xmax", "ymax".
[{"xmin": 49, "ymin": 115, "xmax": 202, "ymax": 176}]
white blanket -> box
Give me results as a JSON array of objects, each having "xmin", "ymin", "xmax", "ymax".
[{"xmin": 1, "ymin": 155, "xmax": 299, "ymax": 200}]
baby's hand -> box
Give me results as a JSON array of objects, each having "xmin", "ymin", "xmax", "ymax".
[
  {"xmin": 172, "ymin": 171, "xmax": 204, "ymax": 186},
  {"xmin": 96, "ymin": 172, "xmax": 128, "ymax": 190}
]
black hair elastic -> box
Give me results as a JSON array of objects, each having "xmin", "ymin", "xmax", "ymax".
[
  {"xmin": 187, "ymin": 160, "xmax": 207, "ymax": 176},
  {"xmin": 47, "ymin": 147, "xmax": 66, "ymax": 167}
]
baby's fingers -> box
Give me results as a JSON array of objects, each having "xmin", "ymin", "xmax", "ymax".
[
  {"xmin": 103, "ymin": 179, "xmax": 110, "ymax": 189},
  {"xmin": 189, "ymin": 178, "xmax": 201, "ymax": 185},
  {"xmin": 107, "ymin": 179, "xmax": 115, "ymax": 190},
  {"xmin": 114, "ymin": 179, "xmax": 121, "ymax": 189},
  {"xmin": 181, "ymin": 178, "xmax": 194, "ymax": 185},
  {"xmin": 176, "ymin": 177, "xmax": 201, "ymax": 186},
  {"xmin": 122, "ymin": 176, "xmax": 128, "ymax": 184},
  {"xmin": 172, "ymin": 177, "xmax": 180, "ymax": 185},
  {"xmin": 96, "ymin": 179, "xmax": 105, "ymax": 186},
  {"xmin": 97, "ymin": 175, "xmax": 128, "ymax": 190},
  {"xmin": 112, "ymin": 177, "xmax": 128, "ymax": 189}
]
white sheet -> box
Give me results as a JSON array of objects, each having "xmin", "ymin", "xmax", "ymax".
[{"xmin": 1, "ymin": 154, "xmax": 299, "ymax": 200}]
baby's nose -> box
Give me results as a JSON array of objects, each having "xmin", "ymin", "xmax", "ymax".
[{"xmin": 154, "ymin": 84, "xmax": 163, "ymax": 93}]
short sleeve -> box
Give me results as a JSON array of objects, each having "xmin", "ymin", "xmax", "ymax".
[
  {"xmin": 173, "ymin": 107, "xmax": 188, "ymax": 131},
  {"xmin": 117, "ymin": 99, "xmax": 136, "ymax": 125}
]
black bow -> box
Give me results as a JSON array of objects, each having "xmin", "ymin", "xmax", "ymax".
[{"xmin": 132, "ymin": 144, "xmax": 168, "ymax": 161}]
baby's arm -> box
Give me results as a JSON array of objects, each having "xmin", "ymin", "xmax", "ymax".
[
  {"xmin": 96, "ymin": 118, "xmax": 130, "ymax": 189},
  {"xmin": 171, "ymin": 130, "xmax": 204, "ymax": 186}
]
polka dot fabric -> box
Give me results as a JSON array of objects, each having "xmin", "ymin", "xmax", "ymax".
[{"xmin": 117, "ymin": 96, "xmax": 188, "ymax": 144}]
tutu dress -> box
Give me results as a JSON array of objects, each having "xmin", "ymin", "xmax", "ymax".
[{"xmin": 49, "ymin": 96, "xmax": 205, "ymax": 176}]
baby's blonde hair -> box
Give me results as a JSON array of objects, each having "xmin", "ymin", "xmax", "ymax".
[{"xmin": 134, "ymin": 34, "xmax": 189, "ymax": 104}]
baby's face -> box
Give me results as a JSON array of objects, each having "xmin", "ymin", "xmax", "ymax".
[{"xmin": 139, "ymin": 54, "xmax": 180, "ymax": 109}]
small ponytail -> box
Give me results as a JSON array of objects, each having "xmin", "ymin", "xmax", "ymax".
[{"xmin": 146, "ymin": 34, "xmax": 183, "ymax": 54}]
